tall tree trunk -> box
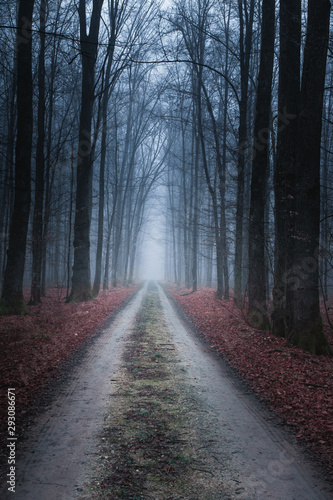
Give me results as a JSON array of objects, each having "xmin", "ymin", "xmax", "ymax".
[
  {"xmin": 40, "ymin": 11, "xmax": 61, "ymax": 297},
  {"xmin": 104, "ymin": 111, "xmax": 119, "ymax": 290},
  {"xmin": 66, "ymin": 154, "xmax": 75, "ymax": 299},
  {"xmin": 128, "ymin": 204, "xmax": 144, "ymax": 285},
  {"xmin": 92, "ymin": 96, "xmax": 107, "ymax": 296},
  {"xmin": 0, "ymin": 56, "xmax": 16, "ymax": 285},
  {"xmin": 234, "ymin": 0, "xmax": 255, "ymax": 305},
  {"xmin": 199, "ymin": 83, "xmax": 223, "ymax": 298},
  {"xmin": 192, "ymin": 116, "xmax": 199, "ymax": 293},
  {"xmin": 221, "ymin": 7, "xmax": 231, "ymax": 300},
  {"xmin": 321, "ymin": 83, "xmax": 332, "ymax": 302},
  {"xmin": 200, "ymin": 77, "xmax": 229, "ymax": 299},
  {"xmin": 247, "ymin": 0, "xmax": 275, "ymax": 328},
  {"xmin": 181, "ymin": 108, "xmax": 191, "ymax": 289},
  {"xmin": 70, "ymin": 0, "xmax": 103, "ymax": 301},
  {"xmin": 103, "ymin": 195, "xmax": 118, "ymax": 290},
  {"xmin": 1, "ymin": 0, "xmax": 35, "ymax": 314},
  {"xmin": 30, "ymin": 0, "xmax": 46, "ymax": 305},
  {"xmin": 111, "ymin": 85, "xmax": 135, "ymax": 288},
  {"xmin": 168, "ymin": 176, "xmax": 179, "ymax": 284},
  {"xmin": 122, "ymin": 182, "xmax": 134, "ymax": 285},
  {"xmin": 92, "ymin": 1, "xmax": 118, "ymax": 296},
  {"xmin": 290, "ymin": 0, "xmax": 332, "ymax": 355},
  {"xmin": 271, "ymin": 0, "xmax": 301, "ymax": 336}
]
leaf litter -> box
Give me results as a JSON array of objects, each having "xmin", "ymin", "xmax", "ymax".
[
  {"xmin": 0, "ymin": 285, "xmax": 138, "ymax": 470},
  {"xmin": 167, "ymin": 285, "xmax": 333, "ymax": 475}
]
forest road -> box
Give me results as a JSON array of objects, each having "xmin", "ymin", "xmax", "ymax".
[{"xmin": 2, "ymin": 282, "xmax": 333, "ymax": 499}]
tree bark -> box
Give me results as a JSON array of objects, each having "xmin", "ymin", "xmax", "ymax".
[
  {"xmin": 192, "ymin": 109, "xmax": 199, "ymax": 292},
  {"xmin": 30, "ymin": 0, "xmax": 46, "ymax": 305},
  {"xmin": 0, "ymin": 55, "xmax": 16, "ymax": 286},
  {"xmin": 92, "ymin": 1, "xmax": 119, "ymax": 296},
  {"xmin": 271, "ymin": 0, "xmax": 301, "ymax": 336},
  {"xmin": 234, "ymin": 0, "xmax": 255, "ymax": 305},
  {"xmin": 70, "ymin": 0, "xmax": 103, "ymax": 301},
  {"xmin": 247, "ymin": 0, "xmax": 275, "ymax": 328},
  {"xmin": 291, "ymin": 0, "xmax": 332, "ymax": 354},
  {"xmin": 1, "ymin": 0, "xmax": 35, "ymax": 314}
]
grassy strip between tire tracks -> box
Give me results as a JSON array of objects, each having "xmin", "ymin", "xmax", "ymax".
[{"xmin": 81, "ymin": 283, "xmax": 230, "ymax": 499}]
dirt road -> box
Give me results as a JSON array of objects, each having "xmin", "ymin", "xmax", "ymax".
[{"xmin": 2, "ymin": 282, "xmax": 332, "ymax": 499}]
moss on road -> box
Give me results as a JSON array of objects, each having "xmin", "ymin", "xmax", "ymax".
[{"xmin": 82, "ymin": 283, "xmax": 229, "ymax": 499}]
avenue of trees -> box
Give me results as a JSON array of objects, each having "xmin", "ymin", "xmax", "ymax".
[
  {"xmin": 0, "ymin": 0, "xmax": 165, "ymax": 307},
  {"xmin": 163, "ymin": 0, "xmax": 333, "ymax": 354},
  {"xmin": 1, "ymin": 0, "xmax": 333, "ymax": 355}
]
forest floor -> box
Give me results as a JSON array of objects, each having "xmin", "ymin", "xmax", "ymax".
[
  {"xmin": 0, "ymin": 284, "xmax": 139, "ymax": 470},
  {"xmin": 166, "ymin": 284, "xmax": 333, "ymax": 476},
  {"xmin": 1, "ymin": 281, "xmax": 332, "ymax": 499}
]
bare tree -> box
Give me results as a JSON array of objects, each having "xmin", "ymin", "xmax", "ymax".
[
  {"xmin": 291, "ymin": 0, "xmax": 332, "ymax": 354},
  {"xmin": 1, "ymin": 0, "xmax": 35, "ymax": 313},
  {"xmin": 70, "ymin": 0, "xmax": 104, "ymax": 301},
  {"xmin": 247, "ymin": 0, "xmax": 275, "ymax": 328},
  {"xmin": 271, "ymin": 0, "xmax": 332, "ymax": 354},
  {"xmin": 234, "ymin": 0, "xmax": 255, "ymax": 305},
  {"xmin": 271, "ymin": 0, "xmax": 301, "ymax": 337},
  {"xmin": 93, "ymin": 0, "xmax": 125, "ymax": 296},
  {"xmin": 30, "ymin": 0, "xmax": 47, "ymax": 305}
]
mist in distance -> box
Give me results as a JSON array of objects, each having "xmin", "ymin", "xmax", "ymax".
[{"xmin": 139, "ymin": 225, "xmax": 165, "ymax": 282}]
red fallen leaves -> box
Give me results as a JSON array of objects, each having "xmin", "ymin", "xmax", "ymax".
[
  {"xmin": 167, "ymin": 285, "xmax": 333, "ymax": 474},
  {"xmin": 0, "ymin": 286, "xmax": 138, "ymax": 438}
]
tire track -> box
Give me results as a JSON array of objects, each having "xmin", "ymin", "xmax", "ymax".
[{"xmin": 1, "ymin": 286, "xmax": 146, "ymax": 500}]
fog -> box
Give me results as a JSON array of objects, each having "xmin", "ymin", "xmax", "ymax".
[{"xmin": 138, "ymin": 218, "xmax": 165, "ymax": 281}]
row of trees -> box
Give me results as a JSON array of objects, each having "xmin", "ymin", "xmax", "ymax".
[
  {"xmin": 163, "ymin": 0, "xmax": 333, "ymax": 354},
  {"xmin": 0, "ymin": 0, "xmax": 165, "ymax": 311}
]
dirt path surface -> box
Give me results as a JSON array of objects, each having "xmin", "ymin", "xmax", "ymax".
[
  {"xmin": 2, "ymin": 282, "xmax": 333, "ymax": 499},
  {"xmin": 1, "ymin": 286, "xmax": 146, "ymax": 500},
  {"xmin": 158, "ymin": 285, "xmax": 333, "ymax": 499}
]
